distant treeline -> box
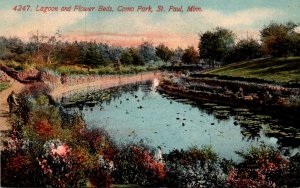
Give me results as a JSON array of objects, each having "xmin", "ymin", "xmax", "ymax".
[
  {"xmin": 0, "ymin": 21, "xmax": 299, "ymax": 67},
  {"xmin": 0, "ymin": 33, "xmax": 187, "ymax": 67}
]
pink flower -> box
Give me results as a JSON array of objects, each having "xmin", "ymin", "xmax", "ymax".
[{"xmin": 51, "ymin": 144, "xmax": 69, "ymax": 157}]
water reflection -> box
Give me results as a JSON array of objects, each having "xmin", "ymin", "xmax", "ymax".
[{"xmin": 62, "ymin": 80, "xmax": 300, "ymax": 160}]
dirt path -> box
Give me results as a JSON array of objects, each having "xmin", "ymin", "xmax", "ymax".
[
  {"xmin": 0, "ymin": 71, "xmax": 24, "ymax": 148},
  {"xmin": 51, "ymin": 72, "xmax": 162, "ymax": 100}
]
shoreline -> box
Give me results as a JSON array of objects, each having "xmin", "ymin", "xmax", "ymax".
[{"xmin": 50, "ymin": 72, "xmax": 162, "ymax": 100}]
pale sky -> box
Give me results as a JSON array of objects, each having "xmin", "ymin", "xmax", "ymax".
[{"xmin": 0, "ymin": 0, "xmax": 299, "ymax": 48}]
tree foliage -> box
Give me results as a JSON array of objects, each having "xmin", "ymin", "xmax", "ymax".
[
  {"xmin": 155, "ymin": 44, "xmax": 174, "ymax": 62},
  {"xmin": 181, "ymin": 46, "xmax": 198, "ymax": 64},
  {"xmin": 138, "ymin": 42, "xmax": 157, "ymax": 64},
  {"xmin": 260, "ymin": 22, "xmax": 300, "ymax": 57},
  {"xmin": 199, "ymin": 27, "xmax": 235, "ymax": 66},
  {"xmin": 231, "ymin": 38, "xmax": 263, "ymax": 62}
]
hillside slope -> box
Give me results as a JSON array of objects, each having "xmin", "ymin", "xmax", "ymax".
[{"xmin": 206, "ymin": 57, "xmax": 300, "ymax": 83}]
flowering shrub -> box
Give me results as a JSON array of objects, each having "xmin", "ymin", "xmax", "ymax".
[
  {"xmin": 1, "ymin": 152, "xmax": 44, "ymax": 187},
  {"xmin": 80, "ymin": 128, "xmax": 116, "ymax": 156},
  {"xmin": 164, "ymin": 146, "xmax": 226, "ymax": 187},
  {"xmin": 37, "ymin": 139, "xmax": 90, "ymax": 187},
  {"xmin": 2, "ymin": 92, "xmax": 117, "ymax": 187},
  {"xmin": 112, "ymin": 144, "xmax": 166, "ymax": 186},
  {"xmin": 21, "ymin": 82, "xmax": 50, "ymax": 96},
  {"xmin": 227, "ymin": 146, "xmax": 289, "ymax": 188},
  {"xmin": 131, "ymin": 146, "xmax": 166, "ymax": 179},
  {"xmin": 88, "ymin": 154, "xmax": 115, "ymax": 187},
  {"xmin": 34, "ymin": 119, "xmax": 54, "ymax": 139},
  {"xmin": 77, "ymin": 128, "xmax": 117, "ymax": 187},
  {"xmin": 1, "ymin": 126, "xmax": 44, "ymax": 187}
]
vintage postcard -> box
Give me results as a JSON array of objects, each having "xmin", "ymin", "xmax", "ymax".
[{"xmin": 1, "ymin": 0, "xmax": 300, "ymax": 187}]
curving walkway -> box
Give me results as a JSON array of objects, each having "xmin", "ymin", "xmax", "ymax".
[{"xmin": 0, "ymin": 70, "xmax": 24, "ymax": 148}]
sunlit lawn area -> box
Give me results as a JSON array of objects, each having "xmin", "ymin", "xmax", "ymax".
[
  {"xmin": 206, "ymin": 57, "xmax": 300, "ymax": 83},
  {"xmin": 1, "ymin": 60, "xmax": 159, "ymax": 76}
]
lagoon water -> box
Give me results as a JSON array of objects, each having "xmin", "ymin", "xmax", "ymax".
[{"xmin": 64, "ymin": 79, "xmax": 299, "ymax": 160}]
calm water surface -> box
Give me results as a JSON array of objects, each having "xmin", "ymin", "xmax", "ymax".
[{"xmin": 63, "ymin": 79, "xmax": 300, "ymax": 160}]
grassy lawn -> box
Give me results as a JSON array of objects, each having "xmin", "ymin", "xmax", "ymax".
[
  {"xmin": 206, "ymin": 57, "xmax": 300, "ymax": 83},
  {"xmin": 50, "ymin": 64, "xmax": 158, "ymax": 75},
  {"xmin": 1, "ymin": 60, "xmax": 159, "ymax": 76}
]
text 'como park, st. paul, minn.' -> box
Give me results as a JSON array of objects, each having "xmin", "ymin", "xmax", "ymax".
[{"xmin": 35, "ymin": 5, "xmax": 202, "ymax": 13}]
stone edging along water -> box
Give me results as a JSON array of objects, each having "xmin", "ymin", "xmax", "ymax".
[
  {"xmin": 160, "ymin": 74, "xmax": 300, "ymax": 105},
  {"xmin": 49, "ymin": 72, "xmax": 162, "ymax": 100},
  {"xmin": 157, "ymin": 75, "xmax": 300, "ymax": 121}
]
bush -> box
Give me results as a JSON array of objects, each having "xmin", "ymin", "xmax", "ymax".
[
  {"xmin": 112, "ymin": 143, "xmax": 166, "ymax": 186},
  {"xmin": 227, "ymin": 146, "xmax": 289, "ymax": 187},
  {"xmin": 1, "ymin": 149, "xmax": 44, "ymax": 187},
  {"xmin": 21, "ymin": 82, "xmax": 50, "ymax": 96},
  {"xmin": 96, "ymin": 66, "xmax": 115, "ymax": 75},
  {"xmin": 164, "ymin": 146, "xmax": 226, "ymax": 187},
  {"xmin": 3, "ymin": 91, "xmax": 117, "ymax": 187},
  {"xmin": 54, "ymin": 65, "xmax": 89, "ymax": 75}
]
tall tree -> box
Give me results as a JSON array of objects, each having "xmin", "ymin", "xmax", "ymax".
[
  {"xmin": 291, "ymin": 32, "xmax": 300, "ymax": 56},
  {"xmin": 120, "ymin": 50, "xmax": 134, "ymax": 65},
  {"xmin": 260, "ymin": 22, "xmax": 299, "ymax": 57},
  {"xmin": 59, "ymin": 43, "xmax": 79, "ymax": 64},
  {"xmin": 0, "ymin": 37, "xmax": 26, "ymax": 61},
  {"xmin": 138, "ymin": 42, "xmax": 157, "ymax": 64},
  {"xmin": 170, "ymin": 47, "xmax": 184, "ymax": 65},
  {"xmin": 233, "ymin": 38, "xmax": 263, "ymax": 61},
  {"xmin": 85, "ymin": 42, "xmax": 103, "ymax": 67},
  {"xmin": 129, "ymin": 47, "xmax": 143, "ymax": 66},
  {"xmin": 181, "ymin": 46, "xmax": 198, "ymax": 64},
  {"xmin": 0, "ymin": 37, "xmax": 8, "ymax": 59},
  {"xmin": 76, "ymin": 42, "xmax": 103, "ymax": 67},
  {"xmin": 29, "ymin": 31, "xmax": 62, "ymax": 64},
  {"xmin": 155, "ymin": 44, "xmax": 173, "ymax": 63},
  {"xmin": 108, "ymin": 46, "xmax": 123, "ymax": 62},
  {"xmin": 199, "ymin": 27, "xmax": 235, "ymax": 67}
]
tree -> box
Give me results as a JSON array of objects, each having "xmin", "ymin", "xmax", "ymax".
[
  {"xmin": 181, "ymin": 46, "xmax": 198, "ymax": 65},
  {"xmin": 129, "ymin": 47, "xmax": 143, "ymax": 66},
  {"xmin": 170, "ymin": 47, "xmax": 184, "ymax": 65},
  {"xmin": 199, "ymin": 27, "xmax": 235, "ymax": 67},
  {"xmin": 0, "ymin": 37, "xmax": 8, "ymax": 59},
  {"xmin": 97, "ymin": 43, "xmax": 112, "ymax": 65},
  {"xmin": 291, "ymin": 32, "xmax": 300, "ymax": 56},
  {"xmin": 0, "ymin": 37, "xmax": 29, "ymax": 62},
  {"xmin": 233, "ymin": 38, "xmax": 262, "ymax": 61},
  {"xmin": 260, "ymin": 22, "xmax": 299, "ymax": 57},
  {"xmin": 120, "ymin": 50, "xmax": 133, "ymax": 65},
  {"xmin": 59, "ymin": 43, "xmax": 79, "ymax": 64},
  {"xmin": 109, "ymin": 46, "xmax": 123, "ymax": 62},
  {"xmin": 29, "ymin": 31, "xmax": 62, "ymax": 64},
  {"xmin": 138, "ymin": 42, "xmax": 158, "ymax": 64},
  {"xmin": 76, "ymin": 42, "xmax": 103, "ymax": 67},
  {"xmin": 85, "ymin": 43, "xmax": 103, "ymax": 67},
  {"xmin": 155, "ymin": 44, "xmax": 173, "ymax": 63}
]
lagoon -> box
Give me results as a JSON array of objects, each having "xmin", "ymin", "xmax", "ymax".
[{"xmin": 63, "ymin": 79, "xmax": 300, "ymax": 160}]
